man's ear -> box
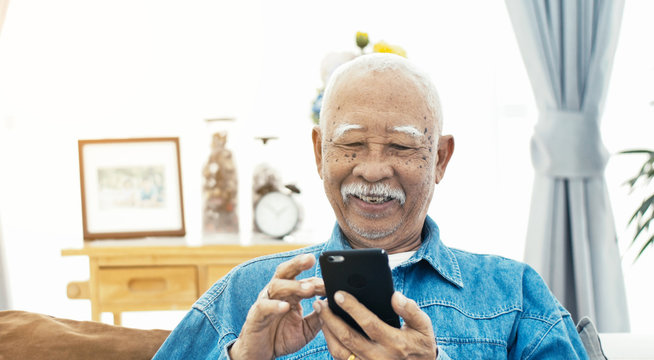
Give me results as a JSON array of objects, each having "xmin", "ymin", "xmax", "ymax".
[
  {"xmin": 434, "ymin": 135, "xmax": 454, "ymax": 184},
  {"xmin": 312, "ymin": 126, "xmax": 324, "ymax": 179}
]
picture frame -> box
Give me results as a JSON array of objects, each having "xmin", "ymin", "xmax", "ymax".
[{"xmin": 78, "ymin": 137, "xmax": 186, "ymax": 240}]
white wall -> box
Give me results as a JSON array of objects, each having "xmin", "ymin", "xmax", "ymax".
[
  {"xmin": 0, "ymin": 213, "xmax": 8, "ymax": 309},
  {"xmin": 603, "ymin": 0, "xmax": 654, "ymax": 335},
  {"xmin": 0, "ymin": 0, "xmax": 651, "ymax": 331}
]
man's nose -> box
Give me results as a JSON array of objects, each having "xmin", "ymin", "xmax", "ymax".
[{"xmin": 351, "ymin": 153, "xmax": 394, "ymax": 183}]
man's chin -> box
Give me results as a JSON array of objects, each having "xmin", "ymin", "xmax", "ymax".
[{"xmin": 344, "ymin": 218, "xmax": 399, "ymax": 242}]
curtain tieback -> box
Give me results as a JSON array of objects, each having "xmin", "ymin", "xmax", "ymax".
[{"xmin": 531, "ymin": 110, "xmax": 609, "ymax": 178}]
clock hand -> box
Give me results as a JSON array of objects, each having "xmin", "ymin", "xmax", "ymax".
[{"xmin": 266, "ymin": 203, "xmax": 277, "ymax": 213}]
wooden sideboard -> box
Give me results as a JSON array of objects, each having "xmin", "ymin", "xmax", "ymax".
[{"xmin": 62, "ymin": 242, "xmax": 305, "ymax": 325}]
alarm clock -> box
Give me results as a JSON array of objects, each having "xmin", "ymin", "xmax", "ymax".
[{"xmin": 254, "ymin": 191, "xmax": 300, "ymax": 238}]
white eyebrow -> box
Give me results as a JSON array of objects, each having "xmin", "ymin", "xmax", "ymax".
[
  {"xmin": 333, "ymin": 124, "xmax": 363, "ymax": 139},
  {"xmin": 392, "ymin": 125, "xmax": 424, "ymax": 138}
]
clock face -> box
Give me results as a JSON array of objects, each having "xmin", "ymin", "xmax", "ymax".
[{"xmin": 254, "ymin": 192, "xmax": 299, "ymax": 238}]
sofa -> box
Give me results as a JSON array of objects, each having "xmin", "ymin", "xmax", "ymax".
[{"xmin": 0, "ymin": 311, "xmax": 170, "ymax": 360}]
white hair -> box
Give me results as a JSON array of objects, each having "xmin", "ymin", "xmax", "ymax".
[{"xmin": 319, "ymin": 53, "xmax": 443, "ymax": 135}]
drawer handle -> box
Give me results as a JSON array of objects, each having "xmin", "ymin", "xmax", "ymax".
[{"xmin": 128, "ymin": 278, "xmax": 167, "ymax": 292}]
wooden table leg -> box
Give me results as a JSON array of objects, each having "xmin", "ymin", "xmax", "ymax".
[
  {"xmin": 113, "ymin": 312, "xmax": 122, "ymax": 326},
  {"xmin": 91, "ymin": 307, "xmax": 101, "ymax": 322},
  {"xmin": 89, "ymin": 258, "xmax": 101, "ymax": 322}
]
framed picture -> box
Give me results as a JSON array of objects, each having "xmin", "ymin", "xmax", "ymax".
[{"xmin": 78, "ymin": 137, "xmax": 186, "ymax": 240}]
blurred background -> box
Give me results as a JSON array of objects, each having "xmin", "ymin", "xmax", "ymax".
[{"xmin": 0, "ymin": 0, "xmax": 652, "ymax": 331}]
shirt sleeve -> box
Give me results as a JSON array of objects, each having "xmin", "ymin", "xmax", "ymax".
[
  {"xmin": 518, "ymin": 311, "xmax": 589, "ymax": 360},
  {"xmin": 152, "ymin": 307, "xmax": 238, "ymax": 359},
  {"xmin": 509, "ymin": 265, "xmax": 589, "ymax": 360}
]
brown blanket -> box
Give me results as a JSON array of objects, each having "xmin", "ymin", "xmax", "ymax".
[{"xmin": 0, "ymin": 310, "xmax": 171, "ymax": 360}]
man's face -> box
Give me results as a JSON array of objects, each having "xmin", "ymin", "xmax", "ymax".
[{"xmin": 313, "ymin": 70, "xmax": 453, "ymax": 252}]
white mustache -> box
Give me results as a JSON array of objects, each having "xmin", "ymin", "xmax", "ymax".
[{"xmin": 341, "ymin": 182, "xmax": 406, "ymax": 205}]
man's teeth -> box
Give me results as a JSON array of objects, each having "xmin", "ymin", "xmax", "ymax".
[{"xmin": 357, "ymin": 195, "xmax": 392, "ymax": 204}]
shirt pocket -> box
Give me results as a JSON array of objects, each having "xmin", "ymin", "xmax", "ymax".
[{"xmin": 420, "ymin": 301, "xmax": 520, "ymax": 359}]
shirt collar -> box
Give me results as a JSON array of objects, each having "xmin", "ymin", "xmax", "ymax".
[{"xmin": 316, "ymin": 216, "xmax": 464, "ymax": 289}]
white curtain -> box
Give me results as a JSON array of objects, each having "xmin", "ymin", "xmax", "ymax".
[
  {"xmin": 0, "ymin": 0, "xmax": 9, "ymax": 310},
  {"xmin": 505, "ymin": 0, "xmax": 629, "ymax": 332}
]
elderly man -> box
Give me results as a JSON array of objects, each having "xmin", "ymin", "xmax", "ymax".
[{"xmin": 154, "ymin": 54, "xmax": 588, "ymax": 359}]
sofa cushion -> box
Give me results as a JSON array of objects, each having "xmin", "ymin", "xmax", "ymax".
[
  {"xmin": 0, "ymin": 310, "xmax": 170, "ymax": 360},
  {"xmin": 577, "ymin": 316, "xmax": 607, "ymax": 360}
]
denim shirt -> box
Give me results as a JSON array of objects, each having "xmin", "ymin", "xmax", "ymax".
[{"xmin": 154, "ymin": 217, "xmax": 588, "ymax": 359}]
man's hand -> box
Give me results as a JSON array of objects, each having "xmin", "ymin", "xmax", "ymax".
[
  {"xmin": 313, "ymin": 291, "xmax": 437, "ymax": 360},
  {"xmin": 229, "ymin": 254, "xmax": 325, "ymax": 359}
]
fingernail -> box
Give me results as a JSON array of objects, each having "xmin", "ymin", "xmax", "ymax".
[
  {"xmin": 304, "ymin": 254, "xmax": 314, "ymax": 262},
  {"xmin": 313, "ymin": 301, "xmax": 321, "ymax": 313},
  {"xmin": 334, "ymin": 292, "xmax": 344, "ymax": 304},
  {"xmin": 396, "ymin": 292, "xmax": 407, "ymax": 307},
  {"xmin": 301, "ymin": 282, "xmax": 311, "ymax": 290},
  {"xmin": 278, "ymin": 301, "xmax": 289, "ymax": 310}
]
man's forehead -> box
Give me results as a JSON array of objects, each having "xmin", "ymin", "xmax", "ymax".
[{"xmin": 324, "ymin": 72, "xmax": 438, "ymax": 136}]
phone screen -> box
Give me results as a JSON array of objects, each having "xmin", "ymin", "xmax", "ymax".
[{"xmin": 319, "ymin": 248, "xmax": 401, "ymax": 336}]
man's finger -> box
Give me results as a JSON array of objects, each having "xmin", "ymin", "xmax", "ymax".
[
  {"xmin": 273, "ymin": 254, "xmax": 316, "ymax": 280},
  {"xmin": 319, "ymin": 309, "xmax": 360, "ymax": 360},
  {"xmin": 246, "ymin": 298, "xmax": 290, "ymax": 330},
  {"xmin": 300, "ymin": 310, "xmax": 323, "ymax": 341},
  {"xmin": 315, "ymin": 298, "xmax": 371, "ymax": 355},
  {"xmin": 300, "ymin": 277, "xmax": 326, "ymax": 297},
  {"xmin": 267, "ymin": 278, "xmax": 319, "ymax": 301},
  {"xmin": 331, "ymin": 291, "xmax": 392, "ymax": 342},
  {"xmin": 391, "ymin": 292, "xmax": 434, "ymax": 336}
]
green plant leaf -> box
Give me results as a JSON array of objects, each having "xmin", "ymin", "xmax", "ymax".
[
  {"xmin": 635, "ymin": 161, "xmax": 654, "ymax": 179},
  {"xmin": 633, "ymin": 215, "xmax": 654, "ymax": 244},
  {"xmin": 623, "ymin": 163, "xmax": 654, "ymax": 191},
  {"xmin": 619, "ymin": 149, "xmax": 654, "ymax": 156},
  {"xmin": 628, "ymin": 193, "xmax": 654, "ymax": 225},
  {"xmin": 635, "ymin": 233, "xmax": 654, "ymax": 261},
  {"xmin": 620, "ymin": 147, "xmax": 654, "ymax": 261},
  {"xmin": 624, "ymin": 175, "xmax": 640, "ymax": 190}
]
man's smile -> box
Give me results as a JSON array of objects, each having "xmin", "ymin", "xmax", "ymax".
[
  {"xmin": 352, "ymin": 194, "xmax": 394, "ymax": 204},
  {"xmin": 340, "ymin": 182, "xmax": 405, "ymax": 219},
  {"xmin": 348, "ymin": 194, "xmax": 399, "ymax": 218}
]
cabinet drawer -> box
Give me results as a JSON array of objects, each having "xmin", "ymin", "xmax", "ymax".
[{"xmin": 98, "ymin": 266, "xmax": 197, "ymax": 306}]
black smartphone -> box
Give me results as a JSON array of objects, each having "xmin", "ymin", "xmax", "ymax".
[{"xmin": 319, "ymin": 248, "xmax": 401, "ymax": 336}]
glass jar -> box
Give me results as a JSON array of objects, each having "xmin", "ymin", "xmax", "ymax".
[{"xmin": 202, "ymin": 118, "xmax": 239, "ymax": 239}]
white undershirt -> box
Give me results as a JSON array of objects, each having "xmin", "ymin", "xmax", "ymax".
[{"xmin": 387, "ymin": 251, "xmax": 417, "ymax": 269}]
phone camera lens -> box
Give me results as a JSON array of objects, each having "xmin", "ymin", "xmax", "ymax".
[{"xmin": 328, "ymin": 255, "xmax": 345, "ymax": 263}]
